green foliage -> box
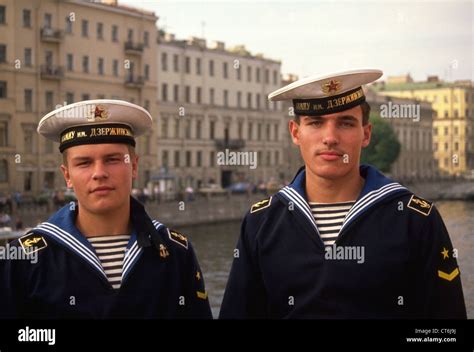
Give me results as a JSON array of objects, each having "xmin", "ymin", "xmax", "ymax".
[{"xmin": 361, "ymin": 113, "xmax": 401, "ymax": 172}]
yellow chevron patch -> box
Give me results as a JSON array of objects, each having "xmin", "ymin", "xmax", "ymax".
[
  {"xmin": 250, "ymin": 197, "xmax": 272, "ymax": 214},
  {"xmin": 196, "ymin": 290, "xmax": 208, "ymax": 300},
  {"xmin": 438, "ymin": 268, "xmax": 460, "ymax": 281}
]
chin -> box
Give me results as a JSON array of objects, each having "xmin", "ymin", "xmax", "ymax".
[{"xmin": 313, "ymin": 163, "xmax": 350, "ymax": 180}]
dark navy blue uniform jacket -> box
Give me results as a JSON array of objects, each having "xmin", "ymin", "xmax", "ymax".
[
  {"xmin": 0, "ymin": 197, "xmax": 212, "ymax": 319},
  {"xmin": 219, "ymin": 165, "xmax": 466, "ymax": 319}
]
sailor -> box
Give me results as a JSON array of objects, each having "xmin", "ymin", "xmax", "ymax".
[
  {"xmin": 0, "ymin": 99, "xmax": 212, "ymax": 318},
  {"xmin": 219, "ymin": 69, "xmax": 466, "ymax": 319}
]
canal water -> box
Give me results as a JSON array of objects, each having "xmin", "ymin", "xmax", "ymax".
[{"xmin": 180, "ymin": 200, "xmax": 474, "ymax": 318}]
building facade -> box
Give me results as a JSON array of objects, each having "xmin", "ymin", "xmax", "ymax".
[
  {"xmin": 374, "ymin": 76, "xmax": 474, "ymax": 177},
  {"xmin": 0, "ymin": 0, "xmax": 158, "ymax": 196},
  {"xmin": 155, "ymin": 33, "xmax": 285, "ymax": 192}
]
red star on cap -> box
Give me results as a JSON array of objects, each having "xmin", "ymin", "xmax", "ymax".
[{"xmin": 323, "ymin": 80, "xmax": 341, "ymax": 94}]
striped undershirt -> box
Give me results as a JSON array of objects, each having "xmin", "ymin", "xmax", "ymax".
[
  {"xmin": 88, "ymin": 234, "xmax": 130, "ymax": 290},
  {"xmin": 309, "ymin": 201, "xmax": 355, "ymax": 246}
]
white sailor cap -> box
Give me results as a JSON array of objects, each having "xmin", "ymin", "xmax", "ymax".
[
  {"xmin": 268, "ymin": 69, "xmax": 383, "ymax": 116},
  {"xmin": 37, "ymin": 99, "xmax": 153, "ymax": 152}
]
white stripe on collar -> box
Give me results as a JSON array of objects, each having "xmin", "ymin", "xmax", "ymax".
[
  {"xmin": 340, "ymin": 183, "xmax": 406, "ymax": 233},
  {"xmin": 280, "ymin": 187, "xmax": 318, "ymax": 233},
  {"xmin": 122, "ymin": 220, "xmax": 163, "ymax": 281},
  {"xmin": 36, "ymin": 222, "xmax": 107, "ymax": 279}
]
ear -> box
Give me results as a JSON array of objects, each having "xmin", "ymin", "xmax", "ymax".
[
  {"xmin": 289, "ymin": 119, "xmax": 301, "ymax": 146},
  {"xmin": 60, "ymin": 164, "xmax": 73, "ymax": 188},
  {"xmin": 131, "ymin": 155, "xmax": 139, "ymax": 179},
  {"xmin": 361, "ymin": 123, "xmax": 372, "ymax": 148}
]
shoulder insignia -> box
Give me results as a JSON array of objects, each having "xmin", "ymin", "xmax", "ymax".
[
  {"xmin": 438, "ymin": 268, "xmax": 460, "ymax": 282},
  {"xmin": 407, "ymin": 194, "xmax": 432, "ymax": 216},
  {"xmin": 250, "ymin": 196, "xmax": 272, "ymax": 214},
  {"xmin": 196, "ymin": 290, "xmax": 208, "ymax": 300},
  {"xmin": 19, "ymin": 233, "xmax": 48, "ymax": 255},
  {"xmin": 167, "ymin": 229, "xmax": 188, "ymax": 249}
]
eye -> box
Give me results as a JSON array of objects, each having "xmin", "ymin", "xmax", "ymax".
[
  {"xmin": 340, "ymin": 121, "xmax": 355, "ymax": 128},
  {"xmin": 106, "ymin": 157, "xmax": 121, "ymax": 163},
  {"xmin": 76, "ymin": 161, "xmax": 90, "ymax": 167}
]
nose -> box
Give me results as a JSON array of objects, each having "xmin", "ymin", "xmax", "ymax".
[
  {"xmin": 322, "ymin": 122, "xmax": 339, "ymax": 147},
  {"xmin": 92, "ymin": 161, "xmax": 109, "ymax": 181}
]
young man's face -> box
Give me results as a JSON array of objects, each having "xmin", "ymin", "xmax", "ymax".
[
  {"xmin": 289, "ymin": 105, "xmax": 371, "ymax": 180},
  {"xmin": 60, "ymin": 143, "xmax": 138, "ymax": 215}
]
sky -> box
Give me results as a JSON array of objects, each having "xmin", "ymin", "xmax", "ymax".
[{"xmin": 120, "ymin": 0, "xmax": 473, "ymax": 82}]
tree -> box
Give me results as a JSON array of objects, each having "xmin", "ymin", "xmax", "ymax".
[{"xmin": 361, "ymin": 113, "xmax": 401, "ymax": 172}]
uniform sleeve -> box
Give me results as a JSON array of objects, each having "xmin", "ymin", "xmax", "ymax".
[
  {"xmin": 414, "ymin": 206, "xmax": 467, "ymax": 318},
  {"xmin": 183, "ymin": 242, "xmax": 213, "ymax": 319},
  {"xmin": 0, "ymin": 241, "xmax": 27, "ymax": 318},
  {"xmin": 219, "ymin": 215, "xmax": 267, "ymax": 319}
]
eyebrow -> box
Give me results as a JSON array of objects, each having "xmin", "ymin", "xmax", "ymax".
[
  {"xmin": 71, "ymin": 153, "xmax": 123, "ymax": 162},
  {"xmin": 305, "ymin": 115, "xmax": 359, "ymax": 122}
]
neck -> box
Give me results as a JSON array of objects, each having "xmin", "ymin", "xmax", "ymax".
[
  {"xmin": 306, "ymin": 166, "xmax": 365, "ymax": 203},
  {"xmin": 76, "ymin": 201, "xmax": 131, "ymax": 237}
]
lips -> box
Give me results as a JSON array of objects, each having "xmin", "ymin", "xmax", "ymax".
[
  {"xmin": 318, "ymin": 151, "xmax": 343, "ymax": 161},
  {"xmin": 91, "ymin": 186, "xmax": 114, "ymax": 193}
]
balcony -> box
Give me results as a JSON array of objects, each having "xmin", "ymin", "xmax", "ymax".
[
  {"xmin": 40, "ymin": 27, "xmax": 63, "ymax": 43},
  {"xmin": 124, "ymin": 41, "xmax": 144, "ymax": 55},
  {"xmin": 215, "ymin": 139, "xmax": 246, "ymax": 150},
  {"xmin": 124, "ymin": 75, "xmax": 144, "ymax": 88},
  {"xmin": 40, "ymin": 65, "xmax": 64, "ymax": 80}
]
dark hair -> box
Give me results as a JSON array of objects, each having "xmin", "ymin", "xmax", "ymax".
[{"xmin": 294, "ymin": 101, "xmax": 371, "ymax": 126}]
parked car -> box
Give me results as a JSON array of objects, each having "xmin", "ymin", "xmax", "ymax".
[{"xmin": 227, "ymin": 182, "xmax": 255, "ymax": 194}]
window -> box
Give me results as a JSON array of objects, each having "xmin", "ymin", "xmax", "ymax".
[
  {"xmin": 161, "ymin": 83, "xmax": 168, "ymax": 101},
  {"xmin": 0, "ymin": 6, "xmax": 5, "ymax": 24},
  {"xmin": 45, "ymin": 91, "xmax": 54, "ymax": 110},
  {"xmin": 185, "ymin": 86, "xmax": 191, "ymax": 103},
  {"xmin": 266, "ymin": 151, "xmax": 271, "ymax": 166},
  {"xmin": 173, "ymin": 54, "xmax": 179, "ymax": 72},
  {"xmin": 237, "ymin": 91, "xmax": 242, "ymax": 107},
  {"xmin": 223, "ymin": 90, "xmax": 228, "ymax": 107},
  {"xmin": 275, "ymin": 151, "xmax": 279, "ymax": 165},
  {"xmin": 174, "ymin": 118, "xmax": 180, "ymax": 138},
  {"xmin": 82, "ymin": 56, "xmax": 89, "ymax": 73},
  {"xmin": 0, "ymin": 121, "xmax": 7, "ymax": 146},
  {"xmin": 455, "ymin": 142, "xmax": 459, "ymax": 151},
  {"xmin": 23, "ymin": 128, "xmax": 33, "ymax": 153},
  {"xmin": 65, "ymin": 53, "xmax": 73, "ymax": 71},
  {"xmin": 258, "ymin": 123, "xmax": 262, "ymax": 140},
  {"xmin": 97, "ymin": 58, "xmax": 104, "ymax": 75},
  {"xmin": 144, "ymin": 99, "xmax": 150, "ymax": 111},
  {"xmin": 81, "ymin": 20, "xmax": 88, "ymax": 37},
  {"xmin": 273, "ymin": 70, "xmax": 278, "ymax": 85},
  {"xmin": 0, "ymin": 81, "xmax": 6, "ymax": 98},
  {"xmin": 112, "ymin": 25, "xmax": 118, "ymax": 42},
  {"xmin": 274, "ymin": 124, "xmax": 279, "ymax": 141},
  {"xmin": 238, "ymin": 121, "xmax": 243, "ymax": 139},
  {"xmin": 248, "ymin": 122, "xmax": 253, "ymax": 140},
  {"xmin": 237, "ymin": 67, "xmax": 241, "ymax": 80},
  {"xmin": 266, "ymin": 124, "xmax": 270, "ymax": 141},
  {"xmin": 196, "ymin": 58, "xmax": 201, "ymax": 75},
  {"xmin": 144, "ymin": 64, "xmax": 150, "ymax": 80},
  {"xmin": 162, "ymin": 150, "xmax": 169, "ymax": 166},
  {"xmin": 113, "ymin": 59, "xmax": 118, "ymax": 76},
  {"xmin": 0, "ymin": 160, "xmax": 8, "ymax": 183},
  {"xmin": 24, "ymin": 89, "xmax": 32, "ymax": 112},
  {"xmin": 185, "ymin": 56, "xmax": 190, "ymax": 73},
  {"xmin": 210, "ymin": 88, "xmax": 215, "ymax": 105},
  {"xmin": 82, "ymin": 93, "xmax": 90, "ymax": 100},
  {"xmin": 161, "ymin": 118, "xmax": 168, "ymax": 138},
  {"xmin": 197, "ymin": 151, "xmax": 202, "ymax": 167},
  {"xmin": 454, "ymin": 126, "xmax": 459, "ymax": 135},
  {"xmin": 161, "ymin": 52, "xmax": 167, "ymax": 71},
  {"xmin": 444, "ymin": 127, "xmax": 448, "ymax": 135},
  {"xmin": 66, "ymin": 92, "xmax": 74, "ymax": 104},
  {"xmin": 97, "ymin": 22, "xmax": 103, "ymax": 39},
  {"xmin": 24, "ymin": 171, "xmax": 32, "ymax": 191},
  {"xmin": 209, "ymin": 151, "xmax": 215, "ymax": 167},
  {"xmin": 223, "ymin": 62, "xmax": 228, "ymax": 78},
  {"xmin": 209, "ymin": 60, "xmax": 214, "ymax": 76},
  {"xmin": 247, "ymin": 92, "xmax": 252, "ymax": 109},
  {"xmin": 210, "ymin": 121, "xmax": 215, "ymax": 139},
  {"xmin": 256, "ymin": 94, "xmax": 261, "ymax": 109},
  {"xmin": 185, "ymin": 120, "xmax": 191, "ymax": 139},
  {"xmin": 127, "ymin": 29, "xmax": 133, "ymax": 42},
  {"xmin": 265, "ymin": 69, "xmax": 269, "ymax": 84},
  {"xmin": 173, "ymin": 85, "xmax": 179, "ymax": 102},
  {"xmin": 247, "ymin": 66, "xmax": 252, "ymax": 82},
  {"xmin": 24, "ymin": 48, "xmax": 32, "ymax": 67},
  {"xmin": 44, "ymin": 13, "xmax": 52, "ymax": 29},
  {"xmin": 0, "ymin": 44, "xmax": 5, "ymax": 63},
  {"xmin": 256, "ymin": 67, "xmax": 260, "ymax": 82},
  {"xmin": 143, "ymin": 31, "xmax": 149, "ymax": 47},
  {"xmin": 65, "ymin": 16, "xmax": 73, "ymax": 33},
  {"xmin": 23, "ymin": 9, "xmax": 31, "ymax": 27},
  {"xmin": 196, "ymin": 120, "xmax": 202, "ymax": 139},
  {"xmin": 454, "ymin": 109, "xmax": 458, "ymax": 118},
  {"xmin": 196, "ymin": 87, "xmax": 202, "ymax": 103},
  {"xmin": 174, "ymin": 151, "xmax": 180, "ymax": 167}
]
